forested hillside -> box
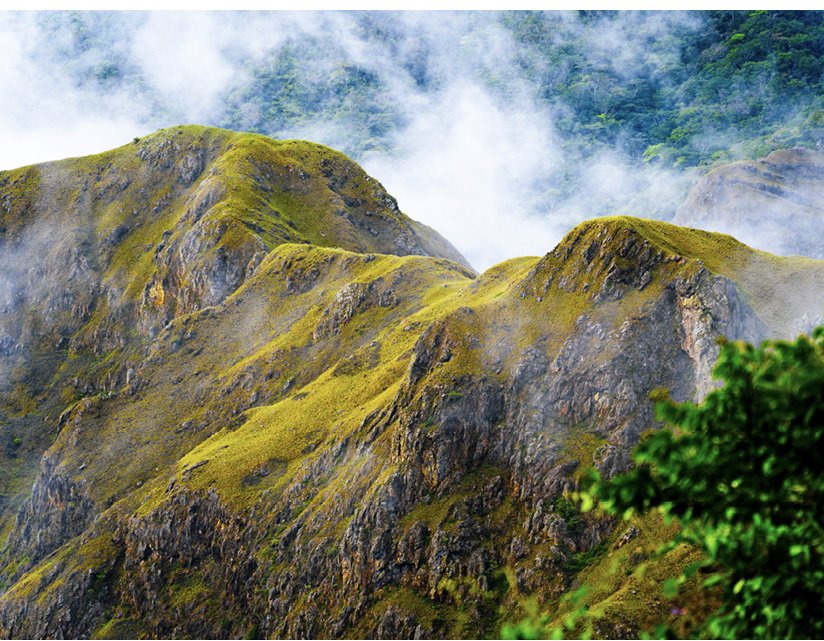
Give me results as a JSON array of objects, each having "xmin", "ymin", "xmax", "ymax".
[{"xmin": 215, "ymin": 11, "xmax": 824, "ymax": 168}]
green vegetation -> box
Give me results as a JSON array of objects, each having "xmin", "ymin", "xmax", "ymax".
[
  {"xmin": 1, "ymin": 119, "xmax": 822, "ymax": 638},
  {"xmin": 504, "ymin": 328, "xmax": 824, "ymax": 639},
  {"xmin": 503, "ymin": 11, "xmax": 824, "ymax": 168},
  {"xmin": 501, "ymin": 508, "xmax": 713, "ymax": 640},
  {"xmin": 591, "ymin": 328, "xmax": 824, "ymax": 638}
]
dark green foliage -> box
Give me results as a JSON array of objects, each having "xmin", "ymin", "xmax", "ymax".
[
  {"xmin": 501, "ymin": 10, "xmax": 824, "ymax": 168},
  {"xmin": 592, "ymin": 328, "xmax": 824, "ymax": 639},
  {"xmin": 563, "ymin": 541, "xmax": 607, "ymax": 574},
  {"xmin": 553, "ymin": 495, "xmax": 579, "ymax": 525},
  {"xmin": 502, "ymin": 617, "xmax": 546, "ymax": 640}
]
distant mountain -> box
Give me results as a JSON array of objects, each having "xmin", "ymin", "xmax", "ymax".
[
  {"xmin": 217, "ymin": 10, "xmax": 824, "ymax": 167},
  {"xmin": 0, "ymin": 130, "xmax": 822, "ymax": 639},
  {"xmin": 673, "ymin": 148, "xmax": 824, "ymax": 259}
]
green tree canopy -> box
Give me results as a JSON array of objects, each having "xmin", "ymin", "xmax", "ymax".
[{"xmin": 593, "ymin": 328, "xmax": 824, "ymax": 639}]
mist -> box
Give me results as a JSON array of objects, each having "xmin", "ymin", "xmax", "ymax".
[{"xmin": 0, "ymin": 11, "xmax": 819, "ymax": 269}]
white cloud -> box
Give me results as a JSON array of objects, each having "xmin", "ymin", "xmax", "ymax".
[
  {"xmin": 130, "ymin": 12, "xmax": 237, "ymax": 123},
  {"xmin": 0, "ymin": 119, "xmax": 150, "ymax": 169},
  {"xmin": 364, "ymin": 82, "xmax": 559, "ymax": 270},
  {"xmin": 0, "ymin": 14, "xmax": 148, "ymax": 168}
]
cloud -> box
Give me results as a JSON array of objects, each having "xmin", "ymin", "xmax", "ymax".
[
  {"xmin": 0, "ymin": 13, "xmax": 150, "ymax": 168},
  {"xmin": 0, "ymin": 10, "xmax": 815, "ymax": 270},
  {"xmin": 363, "ymin": 81, "xmax": 560, "ymax": 269},
  {"xmin": 130, "ymin": 12, "xmax": 262, "ymax": 124}
]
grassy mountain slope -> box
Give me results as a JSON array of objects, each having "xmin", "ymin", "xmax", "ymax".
[
  {"xmin": 0, "ymin": 125, "xmax": 469, "ymax": 572},
  {"xmin": 0, "ymin": 130, "xmax": 822, "ymax": 639}
]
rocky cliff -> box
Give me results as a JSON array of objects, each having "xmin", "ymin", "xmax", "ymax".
[
  {"xmin": 0, "ymin": 129, "xmax": 822, "ymax": 639},
  {"xmin": 0, "ymin": 125, "xmax": 468, "ymax": 585}
]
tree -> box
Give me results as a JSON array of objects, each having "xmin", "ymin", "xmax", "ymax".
[{"xmin": 592, "ymin": 328, "xmax": 824, "ymax": 639}]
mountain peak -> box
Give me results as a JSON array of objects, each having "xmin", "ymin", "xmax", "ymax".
[
  {"xmin": 0, "ymin": 126, "xmax": 471, "ymax": 347},
  {"xmin": 519, "ymin": 216, "xmax": 824, "ymax": 337}
]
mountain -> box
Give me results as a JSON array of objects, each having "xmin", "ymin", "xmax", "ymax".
[
  {"xmin": 674, "ymin": 147, "xmax": 824, "ymax": 259},
  {"xmin": 0, "ymin": 128, "xmax": 822, "ymax": 639}
]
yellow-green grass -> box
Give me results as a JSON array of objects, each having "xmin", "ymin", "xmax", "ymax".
[
  {"xmin": 44, "ymin": 242, "xmax": 471, "ymax": 516},
  {"xmin": 592, "ymin": 216, "xmax": 824, "ymax": 334},
  {"xmin": 3, "ymin": 532, "xmax": 116, "ymax": 605},
  {"xmin": 91, "ymin": 617, "xmax": 146, "ymax": 640},
  {"xmin": 156, "ymin": 215, "xmax": 824, "ymax": 514},
  {"xmin": 546, "ymin": 510, "xmax": 716, "ymax": 638}
]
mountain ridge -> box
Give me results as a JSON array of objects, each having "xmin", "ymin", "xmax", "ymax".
[{"xmin": 0, "ymin": 129, "xmax": 822, "ymax": 639}]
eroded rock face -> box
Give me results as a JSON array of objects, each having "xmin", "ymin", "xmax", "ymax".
[
  {"xmin": 137, "ymin": 217, "xmax": 269, "ymax": 335},
  {"xmin": 120, "ymin": 489, "xmax": 257, "ymax": 639},
  {"xmin": 313, "ymin": 278, "xmax": 397, "ymax": 341},
  {"xmin": 0, "ymin": 549, "xmax": 118, "ymax": 640},
  {"xmin": 6, "ymin": 455, "xmax": 97, "ymax": 574}
]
